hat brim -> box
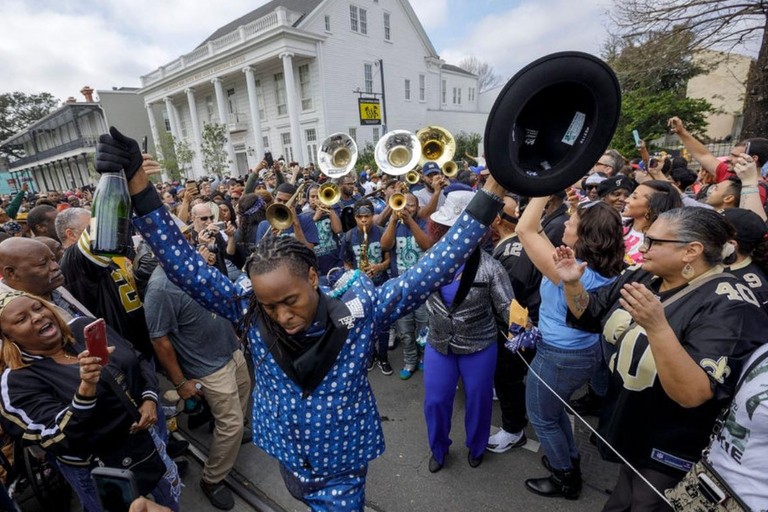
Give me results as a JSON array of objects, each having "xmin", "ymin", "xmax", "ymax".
[
  {"xmin": 485, "ymin": 51, "xmax": 621, "ymax": 197},
  {"xmin": 430, "ymin": 210, "xmax": 458, "ymax": 227}
]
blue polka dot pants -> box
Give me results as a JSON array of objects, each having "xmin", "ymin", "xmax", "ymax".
[{"xmin": 279, "ymin": 463, "xmax": 367, "ymax": 511}]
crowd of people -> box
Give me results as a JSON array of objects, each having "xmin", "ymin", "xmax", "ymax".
[{"xmin": 0, "ymin": 118, "xmax": 764, "ymax": 512}]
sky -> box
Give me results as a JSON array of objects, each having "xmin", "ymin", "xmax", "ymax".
[{"xmin": 0, "ymin": 0, "xmax": 759, "ymax": 101}]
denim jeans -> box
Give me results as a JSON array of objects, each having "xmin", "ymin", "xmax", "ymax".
[
  {"xmin": 395, "ymin": 304, "xmax": 428, "ymax": 369},
  {"xmin": 55, "ymin": 428, "xmax": 181, "ymax": 512},
  {"xmin": 526, "ymin": 340, "xmax": 601, "ymax": 471}
]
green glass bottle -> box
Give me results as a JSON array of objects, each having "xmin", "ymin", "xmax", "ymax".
[{"xmin": 90, "ymin": 170, "xmax": 132, "ymax": 257}]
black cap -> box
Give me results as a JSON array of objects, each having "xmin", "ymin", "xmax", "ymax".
[
  {"xmin": 598, "ymin": 176, "xmax": 636, "ymax": 198},
  {"xmin": 722, "ymin": 208, "xmax": 768, "ymax": 245}
]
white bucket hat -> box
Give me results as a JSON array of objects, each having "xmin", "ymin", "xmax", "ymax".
[{"xmin": 430, "ymin": 190, "xmax": 474, "ymax": 227}]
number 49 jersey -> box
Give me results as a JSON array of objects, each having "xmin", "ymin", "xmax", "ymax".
[
  {"xmin": 570, "ymin": 266, "xmax": 768, "ymax": 477},
  {"xmin": 728, "ymin": 257, "xmax": 768, "ymax": 313}
]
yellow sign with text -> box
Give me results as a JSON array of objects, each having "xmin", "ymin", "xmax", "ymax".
[{"xmin": 358, "ymin": 98, "xmax": 381, "ymax": 125}]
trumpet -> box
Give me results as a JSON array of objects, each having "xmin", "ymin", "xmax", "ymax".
[
  {"xmin": 389, "ymin": 192, "xmax": 406, "ymax": 211},
  {"xmin": 374, "ymin": 130, "xmax": 421, "ymax": 176},
  {"xmin": 416, "ymin": 125, "xmax": 456, "ymax": 171},
  {"xmin": 405, "ymin": 170, "xmax": 420, "ymax": 185},
  {"xmin": 265, "ymin": 182, "xmax": 307, "ymax": 232},
  {"xmin": 318, "ymin": 182, "xmax": 340, "ymax": 207},
  {"xmin": 442, "ymin": 161, "xmax": 458, "ymax": 178},
  {"xmin": 317, "ymin": 133, "xmax": 358, "ymax": 178}
]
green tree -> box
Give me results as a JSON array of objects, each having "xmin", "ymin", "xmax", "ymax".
[
  {"xmin": 174, "ymin": 138, "xmax": 195, "ymax": 179},
  {"xmin": 356, "ymin": 141, "xmax": 376, "ymax": 174},
  {"xmin": 155, "ymin": 131, "xmax": 180, "ymax": 180},
  {"xmin": 454, "ymin": 131, "xmax": 483, "ymax": 164},
  {"xmin": 604, "ymin": 28, "xmax": 714, "ymax": 156},
  {"xmin": 200, "ymin": 122, "xmax": 229, "ymax": 176},
  {"xmin": 608, "ymin": 0, "xmax": 767, "ymax": 139},
  {"xmin": 0, "ymin": 92, "xmax": 60, "ymax": 160}
]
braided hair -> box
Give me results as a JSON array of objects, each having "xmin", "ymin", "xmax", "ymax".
[{"xmin": 239, "ymin": 236, "xmax": 319, "ymax": 360}]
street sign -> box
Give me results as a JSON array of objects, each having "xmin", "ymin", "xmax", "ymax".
[{"xmin": 358, "ymin": 98, "xmax": 381, "ymax": 126}]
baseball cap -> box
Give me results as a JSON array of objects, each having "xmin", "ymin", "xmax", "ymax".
[
  {"xmin": 422, "ymin": 161, "xmax": 440, "ymax": 176},
  {"xmin": 722, "ymin": 208, "xmax": 768, "ymax": 246}
]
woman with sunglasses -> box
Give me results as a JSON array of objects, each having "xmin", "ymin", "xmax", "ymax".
[
  {"xmin": 553, "ymin": 207, "xmax": 767, "ymax": 511},
  {"xmin": 516, "ymin": 196, "xmax": 625, "ymax": 499}
]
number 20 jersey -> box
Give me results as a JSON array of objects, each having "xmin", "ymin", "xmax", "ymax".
[{"xmin": 572, "ymin": 266, "xmax": 768, "ymax": 476}]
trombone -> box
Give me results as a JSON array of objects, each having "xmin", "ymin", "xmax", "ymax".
[
  {"xmin": 415, "ymin": 126, "xmax": 457, "ymax": 177},
  {"xmin": 374, "ymin": 130, "xmax": 421, "ymax": 176},
  {"xmin": 317, "ymin": 133, "xmax": 358, "ymax": 178},
  {"xmin": 265, "ymin": 182, "xmax": 308, "ymax": 233}
]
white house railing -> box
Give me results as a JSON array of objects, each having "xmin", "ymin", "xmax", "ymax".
[{"xmin": 140, "ymin": 7, "xmax": 302, "ymax": 87}]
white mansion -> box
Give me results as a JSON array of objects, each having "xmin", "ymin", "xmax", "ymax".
[{"xmin": 140, "ymin": 0, "xmax": 493, "ymax": 177}]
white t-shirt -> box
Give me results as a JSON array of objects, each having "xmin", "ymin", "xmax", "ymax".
[
  {"xmin": 707, "ymin": 343, "xmax": 768, "ymax": 511},
  {"xmin": 475, "ymin": 156, "xmax": 486, "ymax": 168},
  {"xmin": 414, "ymin": 186, "xmax": 446, "ymax": 210},
  {"xmin": 362, "ymin": 181, "xmax": 379, "ymax": 195}
]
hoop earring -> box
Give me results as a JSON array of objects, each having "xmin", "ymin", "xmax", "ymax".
[{"xmin": 681, "ymin": 263, "xmax": 695, "ymax": 280}]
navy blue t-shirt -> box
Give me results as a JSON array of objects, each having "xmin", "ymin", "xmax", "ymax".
[
  {"xmin": 255, "ymin": 212, "xmax": 320, "ymax": 245},
  {"xmin": 341, "ymin": 225, "xmax": 388, "ymax": 285},
  {"xmin": 312, "ymin": 213, "xmax": 343, "ymax": 276},
  {"xmin": 388, "ymin": 218, "xmax": 428, "ymax": 277}
]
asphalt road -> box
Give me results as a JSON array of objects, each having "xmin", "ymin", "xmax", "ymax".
[{"xmin": 172, "ymin": 345, "xmax": 619, "ymax": 512}]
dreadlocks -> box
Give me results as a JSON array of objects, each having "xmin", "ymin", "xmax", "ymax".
[{"xmin": 239, "ymin": 236, "xmax": 319, "ymax": 358}]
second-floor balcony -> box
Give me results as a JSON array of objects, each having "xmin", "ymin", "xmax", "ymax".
[
  {"xmin": 6, "ymin": 137, "xmax": 98, "ymax": 170},
  {"xmin": 227, "ymin": 112, "xmax": 248, "ymax": 133}
]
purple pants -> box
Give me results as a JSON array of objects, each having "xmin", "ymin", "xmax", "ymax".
[{"xmin": 423, "ymin": 342, "xmax": 498, "ymax": 463}]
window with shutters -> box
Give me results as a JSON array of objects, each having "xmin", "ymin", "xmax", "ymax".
[
  {"xmin": 254, "ymin": 79, "xmax": 266, "ymax": 120},
  {"xmin": 364, "ymin": 63, "xmax": 374, "ymax": 93},
  {"xmin": 419, "ymin": 74, "xmax": 425, "ymax": 101},
  {"xmin": 350, "ymin": 5, "xmax": 358, "ymax": 32},
  {"xmin": 359, "ymin": 8, "xmax": 367, "ymax": 34},
  {"xmin": 325, "ymin": 14, "xmax": 331, "ymax": 31},
  {"xmin": 305, "ymin": 128, "xmax": 317, "ymax": 164},
  {"xmin": 274, "ymin": 72, "xmax": 287, "ymax": 116},
  {"xmin": 384, "ymin": 12, "xmax": 391, "ymax": 40},
  {"xmin": 404, "ymin": 79, "xmax": 411, "ymax": 100},
  {"xmin": 299, "ymin": 64, "xmax": 312, "ymax": 111}
]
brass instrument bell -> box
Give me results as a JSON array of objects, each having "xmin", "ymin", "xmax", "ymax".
[
  {"xmin": 442, "ymin": 161, "xmax": 458, "ymax": 178},
  {"xmin": 318, "ymin": 182, "xmax": 341, "ymax": 207},
  {"xmin": 374, "ymin": 130, "xmax": 421, "ymax": 176},
  {"xmin": 265, "ymin": 182, "xmax": 307, "ymax": 232},
  {"xmin": 415, "ymin": 126, "xmax": 456, "ymax": 169},
  {"xmin": 405, "ymin": 170, "xmax": 420, "ymax": 185},
  {"xmin": 389, "ymin": 192, "xmax": 406, "ymax": 211},
  {"xmin": 317, "ymin": 133, "xmax": 358, "ymax": 178}
]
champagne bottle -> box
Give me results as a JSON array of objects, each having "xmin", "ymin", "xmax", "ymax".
[{"xmin": 90, "ymin": 169, "xmax": 132, "ymax": 257}]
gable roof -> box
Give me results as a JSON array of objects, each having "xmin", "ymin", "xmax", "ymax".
[
  {"xmin": 197, "ymin": 0, "xmax": 324, "ymax": 47},
  {"xmin": 442, "ymin": 64, "xmax": 476, "ymax": 77}
]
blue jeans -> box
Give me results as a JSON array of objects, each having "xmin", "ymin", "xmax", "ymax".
[
  {"xmin": 526, "ymin": 340, "xmax": 601, "ymax": 472},
  {"xmin": 395, "ymin": 304, "xmax": 428, "ymax": 368},
  {"xmin": 55, "ymin": 428, "xmax": 181, "ymax": 512}
]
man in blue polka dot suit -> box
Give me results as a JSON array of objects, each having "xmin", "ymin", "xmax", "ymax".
[{"xmin": 95, "ymin": 128, "xmax": 506, "ymax": 511}]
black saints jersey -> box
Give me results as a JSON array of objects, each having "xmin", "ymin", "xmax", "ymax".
[
  {"xmin": 492, "ymin": 234, "xmax": 542, "ymax": 325},
  {"xmin": 569, "ymin": 266, "xmax": 767, "ymax": 477},
  {"xmin": 728, "ymin": 257, "xmax": 768, "ymax": 312},
  {"xmin": 60, "ymin": 230, "xmax": 154, "ymax": 359}
]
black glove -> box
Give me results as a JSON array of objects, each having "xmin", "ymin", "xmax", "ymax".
[{"xmin": 95, "ymin": 127, "xmax": 143, "ymax": 181}]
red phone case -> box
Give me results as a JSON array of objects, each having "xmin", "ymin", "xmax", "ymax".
[{"xmin": 84, "ymin": 319, "xmax": 109, "ymax": 366}]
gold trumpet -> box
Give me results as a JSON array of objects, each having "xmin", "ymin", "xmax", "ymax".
[
  {"xmin": 416, "ymin": 125, "xmax": 456, "ymax": 171},
  {"xmin": 318, "ymin": 182, "xmax": 340, "ymax": 207},
  {"xmin": 389, "ymin": 192, "xmax": 406, "ymax": 211},
  {"xmin": 442, "ymin": 161, "xmax": 458, "ymax": 178},
  {"xmin": 405, "ymin": 171, "xmax": 420, "ymax": 185},
  {"xmin": 265, "ymin": 182, "xmax": 307, "ymax": 232}
]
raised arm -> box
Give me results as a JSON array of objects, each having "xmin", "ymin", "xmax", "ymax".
[
  {"xmin": 515, "ymin": 196, "xmax": 559, "ymax": 283},
  {"xmin": 668, "ymin": 117, "xmax": 721, "ymax": 177},
  {"xmin": 733, "ymin": 153, "xmax": 768, "ymax": 222},
  {"xmin": 373, "ymin": 178, "xmax": 504, "ymax": 328}
]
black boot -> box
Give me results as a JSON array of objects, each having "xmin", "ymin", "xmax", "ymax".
[
  {"xmin": 525, "ymin": 468, "xmax": 582, "ymax": 500},
  {"xmin": 541, "ymin": 455, "xmax": 581, "ymax": 474},
  {"xmin": 567, "ymin": 387, "xmax": 603, "ymax": 416}
]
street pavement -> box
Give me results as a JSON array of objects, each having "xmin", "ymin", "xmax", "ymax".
[{"xmin": 173, "ymin": 344, "xmax": 619, "ymax": 512}]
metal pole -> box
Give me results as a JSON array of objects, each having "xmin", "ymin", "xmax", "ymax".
[{"xmin": 379, "ymin": 59, "xmax": 388, "ymax": 133}]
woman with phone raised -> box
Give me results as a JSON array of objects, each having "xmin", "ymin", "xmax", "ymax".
[{"xmin": 0, "ymin": 291, "xmax": 181, "ymax": 512}]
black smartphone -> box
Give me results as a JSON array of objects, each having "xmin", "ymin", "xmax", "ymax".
[
  {"xmin": 141, "ymin": 136, "xmax": 148, "ymax": 154},
  {"xmin": 91, "ymin": 467, "xmax": 139, "ymax": 512},
  {"xmin": 264, "ymin": 151, "xmax": 274, "ymax": 168}
]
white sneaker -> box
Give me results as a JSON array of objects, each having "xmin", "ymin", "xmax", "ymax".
[{"xmin": 486, "ymin": 428, "xmax": 526, "ymax": 453}]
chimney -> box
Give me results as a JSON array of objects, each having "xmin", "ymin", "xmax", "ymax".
[
  {"xmin": 80, "ymin": 86, "xmax": 94, "ymax": 103},
  {"xmin": 66, "ymin": 96, "xmax": 77, "ymax": 103}
]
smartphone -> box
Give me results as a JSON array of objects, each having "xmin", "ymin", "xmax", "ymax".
[
  {"xmin": 745, "ymin": 141, "xmax": 751, "ymax": 156},
  {"xmin": 84, "ymin": 319, "xmax": 109, "ymax": 366},
  {"xmin": 632, "ymin": 130, "xmax": 642, "ymax": 147},
  {"xmin": 91, "ymin": 467, "xmax": 139, "ymax": 512},
  {"xmin": 141, "ymin": 136, "xmax": 148, "ymax": 154},
  {"xmin": 264, "ymin": 151, "xmax": 274, "ymax": 168},
  {"xmin": 648, "ymin": 157, "xmax": 659, "ymax": 168}
]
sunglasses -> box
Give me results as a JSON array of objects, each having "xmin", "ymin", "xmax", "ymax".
[
  {"xmin": 585, "ymin": 185, "xmax": 599, "ymax": 190},
  {"xmin": 198, "ymin": 216, "xmax": 214, "ymax": 221}
]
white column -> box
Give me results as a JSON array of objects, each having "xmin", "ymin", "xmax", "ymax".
[
  {"xmin": 145, "ymin": 103, "xmax": 163, "ymax": 161},
  {"xmin": 211, "ymin": 77, "xmax": 236, "ymax": 174},
  {"xmin": 243, "ymin": 66, "xmax": 265, "ymax": 163},
  {"xmin": 185, "ymin": 88, "xmax": 204, "ymax": 179},
  {"xmin": 280, "ymin": 52, "xmax": 305, "ymax": 165},
  {"xmin": 163, "ymin": 97, "xmax": 180, "ymax": 141}
]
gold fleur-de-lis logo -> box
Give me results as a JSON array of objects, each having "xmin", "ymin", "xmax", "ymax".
[{"xmin": 700, "ymin": 357, "xmax": 731, "ymax": 384}]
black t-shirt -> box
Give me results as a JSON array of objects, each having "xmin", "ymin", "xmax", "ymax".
[
  {"xmin": 570, "ymin": 267, "xmax": 768, "ymax": 476},
  {"xmin": 492, "ymin": 235, "xmax": 542, "ymax": 325},
  {"xmin": 728, "ymin": 258, "xmax": 768, "ymax": 312},
  {"xmin": 60, "ymin": 232, "xmax": 154, "ymax": 359}
]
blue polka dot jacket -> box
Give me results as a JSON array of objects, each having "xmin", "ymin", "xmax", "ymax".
[{"xmin": 132, "ymin": 187, "xmax": 502, "ymax": 481}]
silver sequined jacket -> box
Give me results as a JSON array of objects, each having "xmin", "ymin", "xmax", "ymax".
[{"xmin": 426, "ymin": 250, "xmax": 513, "ymax": 355}]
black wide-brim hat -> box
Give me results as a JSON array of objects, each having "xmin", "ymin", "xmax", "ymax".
[{"xmin": 484, "ymin": 51, "xmax": 621, "ymax": 197}]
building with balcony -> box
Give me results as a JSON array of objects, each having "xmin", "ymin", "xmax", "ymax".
[
  {"xmin": 0, "ymin": 86, "xmax": 154, "ymax": 193},
  {"xmin": 139, "ymin": 0, "xmax": 487, "ymax": 177}
]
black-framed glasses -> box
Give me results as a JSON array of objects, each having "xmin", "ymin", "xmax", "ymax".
[
  {"xmin": 198, "ymin": 215, "xmax": 214, "ymax": 221},
  {"xmin": 585, "ymin": 185, "xmax": 599, "ymax": 190},
  {"xmin": 641, "ymin": 236, "xmax": 693, "ymax": 251}
]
